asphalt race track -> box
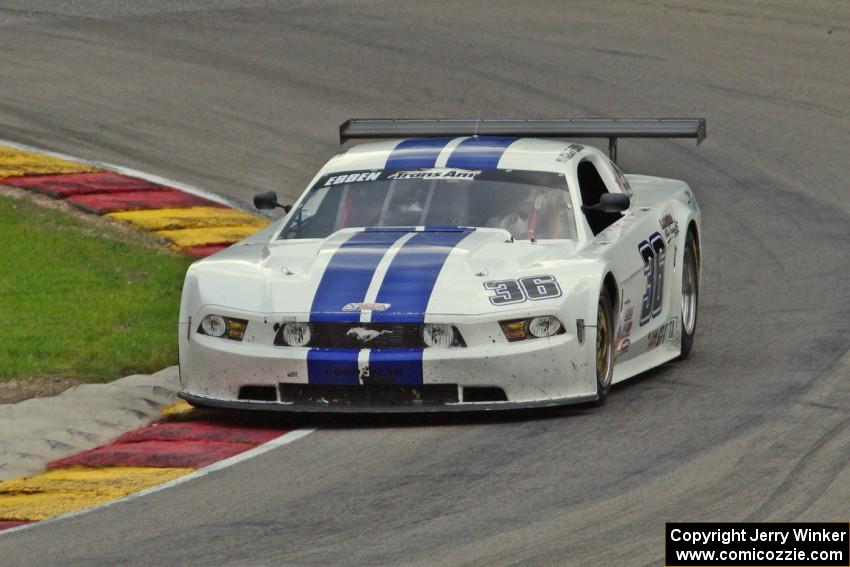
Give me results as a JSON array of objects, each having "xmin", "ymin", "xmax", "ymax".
[{"xmin": 2, "ymin": 1, "xmax": 850, "ymax": 565}]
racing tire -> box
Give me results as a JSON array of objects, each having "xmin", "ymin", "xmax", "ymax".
[
  {"xmin": 678, "ymin": 231, "xmax": 699, "ymax": 360},
  {"xmin": 594, "ymin": 288, "xmax": 615, "ymax": 404}
]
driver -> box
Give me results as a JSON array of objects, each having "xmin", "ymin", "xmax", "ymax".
[
  {"xmin": 488, "ymin": 191, "xmax": 546, "ymax": 239},
  {"xmin": 488, "ymin": 189, "xmax": 572, "ymax": 240}
]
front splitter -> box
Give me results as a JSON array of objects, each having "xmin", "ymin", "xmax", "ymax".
[{"xmin": 179, "ymin": 391, "xmax": 599, "ymax": 414}]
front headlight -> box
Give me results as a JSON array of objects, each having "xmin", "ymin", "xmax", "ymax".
[
  {"xmin": 528, "ymin": 315, "xmax": 563, "ymax": 338},
  {"xmin": 422, "ymin": 324, "xmax": 465, "ymax": 348},
  {"xmin": 281, "ymin": 322, "xmax": 312, "ymax": 347},
  {"xmin": 198, "ymin": 315, "xmax": 248, "ymax": 341},
  {"xmin": 499, "ymin": 316, "xmax": 564, "ymax": 342}
]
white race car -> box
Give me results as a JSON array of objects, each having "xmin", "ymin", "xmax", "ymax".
[{"xmin": 178, "ymin": 118, "xmax": 705, "ymax": 412}]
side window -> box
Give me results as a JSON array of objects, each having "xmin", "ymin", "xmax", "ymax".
[
  {"xmin": 577, "ymin": 160, "xmax": 622, "ymax": 236},
  {"xmin": 577, "ymin": 160, "xmax": 609, "ymax": 207}
]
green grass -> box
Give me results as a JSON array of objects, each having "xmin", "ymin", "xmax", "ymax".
[{"xmin": 0, "ymin": 193, "xmax": 194, "ymax": 382}]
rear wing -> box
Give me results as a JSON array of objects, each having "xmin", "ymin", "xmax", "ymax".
[{"xmin": 338, "ymin": 117, "xmax": 706, "ymax": 162}]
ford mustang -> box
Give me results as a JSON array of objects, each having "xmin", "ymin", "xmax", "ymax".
[{"xmin": 178, "ymin": 118, "xmax": 706, "ymax": 412}]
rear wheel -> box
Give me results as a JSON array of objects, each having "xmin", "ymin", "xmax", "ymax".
[
  {"xmin": 679, "ymin": 231, "xmax": 699, "ymax": 359},
  {"xmin": 594, "ymin": 289, "xmax": 615, "ymax": 404}
]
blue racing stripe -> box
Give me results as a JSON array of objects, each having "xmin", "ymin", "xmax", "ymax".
[
  {"xmin": 385, "ymin": 138, "xmax": 452, "ymax": 169},
  {"xmin": 444, "ymin": 136, "xmax": 517, "ymax": 169},
  {"xmin": 306, "ymin": 228, "xmax": 472, "ymax": 387},
  {"xmin": 307, "ymin": 348, "xmax": 362, "ymax": 385},
  {"xmin": 367, "ymin": 349, "xmax": 427, "ymax": 386},
  {"xmin": 307, "ymin": 230, "xmax": 405, "ymax": 385},
  {"xmin": 367, "ymin": 229, "xmax": 473, "ymax": 385},
  {"xmin": 371, "ymin": 229, "xmax": 473, "ymax": 324},
  {"xmin": 309, "ymin": 230, "xmax": 405, "ymax": 324}
]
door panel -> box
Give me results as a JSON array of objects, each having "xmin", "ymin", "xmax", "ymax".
[{"xmin": 610, "ymin": 208, "xmax": 673, "ymax": 361}]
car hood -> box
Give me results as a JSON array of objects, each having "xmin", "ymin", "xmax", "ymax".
[{"xmin": 184, "ymin": 227, "xmax": 592, "ymax": 320}]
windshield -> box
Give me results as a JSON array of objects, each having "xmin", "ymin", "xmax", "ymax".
[{"xmin": 280, "ymin": 168, "xmax": 576, "ymax": 241}]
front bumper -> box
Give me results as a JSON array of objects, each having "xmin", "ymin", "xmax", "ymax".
[{"xmin": 179, "ymin": 311, "xmax": 598, "ymax": 412}]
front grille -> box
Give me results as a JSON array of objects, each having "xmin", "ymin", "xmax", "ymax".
[
  {"xmin": 238, "ymin": 385, "xmax": 278, "ymax": 402},
  {"xmin": 462, "ymin": 386, "xmax": 508, "ymax": 402},
  {"xmin": 278, "ymin": 322, "xmax": 424, "ymax": 349},
  {"xmin": 279, "ymin": 383, "xmax": 459, "ymax": 406}
]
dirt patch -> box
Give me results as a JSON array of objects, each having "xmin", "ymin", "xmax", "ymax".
[{"xmin": 0, "ymin": 376, "xmax": 80, "ymax": 404}]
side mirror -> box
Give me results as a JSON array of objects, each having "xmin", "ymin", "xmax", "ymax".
[
  {"xmin": 585, "ymin": 193, "xmax": 630, "ymax": 213},
  {"xmin": 253, "ymin": 191, "xmax": 292, "ymax": 212}
]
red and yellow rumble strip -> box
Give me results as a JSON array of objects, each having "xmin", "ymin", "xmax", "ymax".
[
  {"xmin": 0, "ymin": 146, "xmax": 270, "ymax": 258},
  {"xmin": 0, "ymin": 145, "xmax": 281, "ymax": 529},
  {"xmin": 0, "ymin": 401, "xmax": 289, "ymax": 528}
]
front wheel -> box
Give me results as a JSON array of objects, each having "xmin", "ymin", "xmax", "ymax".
[
  {"xmin": 594, "ymin": 289, "xmax": 615, "ymax": 404},
  {"xmin": 678, "ymin": 231, "xmax": 699, "ymax": 359}
]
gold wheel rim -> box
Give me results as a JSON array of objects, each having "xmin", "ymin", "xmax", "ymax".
[{"xmin": 596, "ymin": 304, "xmax": 610, "ymax": 385}]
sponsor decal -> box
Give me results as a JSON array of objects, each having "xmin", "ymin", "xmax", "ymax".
[
  {"xmin": 342, "ymin": 302, "xmax": 391, "ymax": 312},
  {"xmin": 386, "ymin": 168, "xmax": 480, "ymax": 181},
  {"xmin": 346, "ymin": 327, "xmax": 392, "ymax": 343},
  {"xmin": 647, "ymin": 318, "xmax": 678, "ymax": 349},
  {"xmin": 615, "ymin": 303, "xmax": 634, "ymax": 354},
  {"xmin": 483, "ymin": 274, "xmax": 562, "ymax": 305},
  {"xmin": 556, "ymin": 143, "xmax": 584, "ymax": 162},
  {"xmin": 323, "ymin": 171, "xmax": 381, "ymax": 186},
  {"xmin": 659, "ymin": 214, "xmax": 680, "ymax": 241},
  {"xmin": 319, "ymin": 366, "xmax": 360, "ymax": 378}
]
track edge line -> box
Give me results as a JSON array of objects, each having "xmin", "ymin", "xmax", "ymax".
[{"xmin": 0, "ymin": 428, "xmax": 315, "ymax": 536}]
